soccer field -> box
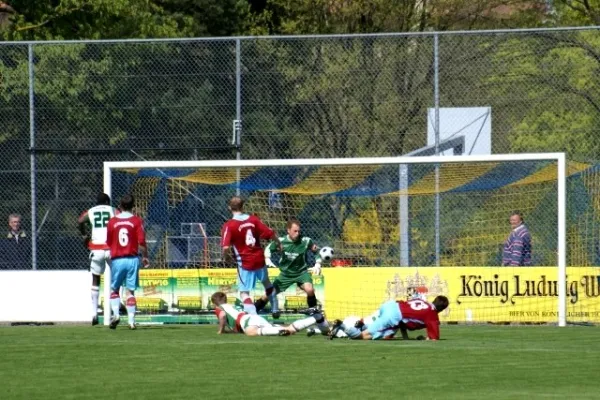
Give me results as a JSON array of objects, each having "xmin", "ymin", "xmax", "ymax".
[{"xmin": 0, "ymin": 325, "xmax": 597, "ymax": 400}]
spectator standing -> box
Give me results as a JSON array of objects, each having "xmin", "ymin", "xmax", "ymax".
[{"xmin": 502, "ymin": 211, "xmax": 532, "ymax": 266}]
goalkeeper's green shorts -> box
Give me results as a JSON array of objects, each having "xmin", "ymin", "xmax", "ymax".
[{"xmin": 273, "ymin": 272, "xmax": 312, "ymax": 292}]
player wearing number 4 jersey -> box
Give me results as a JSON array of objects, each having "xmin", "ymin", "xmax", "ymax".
[
  {"xmin": 78, "ymin": 192, "xmax": 119, "ymax": 326},
  {"xmin": 221, "ymin": 196, "xmax": 281, "ymax": 315},
  {"xmin": 211, "ymin": 292, "xmax": 328, "ymax": 336},
  {"xmin": 106, "ymin": 194, "xmax": 149, "ymax": 330},
  {"xmin": 329, "ymin": 296, "xmax": 449, "ymax": 341}
]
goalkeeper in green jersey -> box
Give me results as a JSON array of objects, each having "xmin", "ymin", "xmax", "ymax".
[{"xmin": 256, "ymin": 218, "xmax": 324, "ymax": 319}]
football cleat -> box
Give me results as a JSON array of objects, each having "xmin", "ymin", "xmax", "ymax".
[
  {"xmin": 109, "ymin": 316, "xmax": 120, "ymax": 330},
  {"xmin": 278, "ymin": 329, "xmax": 291, "ymax": 336},
  {"xmin": 129, "ymin": 323, "xmax": 137, "ymax": 330},
  {"xmin": 254, "ymin": 298, "xmax": 267, "ymax": 313},
  {"xmin": 298, "ymin": 307, "xmax": 321, "ymax": 316},
  {"xmin": 272, "ymin": 312, "xmax": 281, "ymax": 320},
  {"xmin": 327, "ymin": 319, "xmax": 343, "ymax": 340},
  {"xmin": 91, "ymin": 316, "xmax": 99, "ymax": 326},
  {"xmin": 306, "ymin": 328, "xmax": 316, "ymax": 337}
]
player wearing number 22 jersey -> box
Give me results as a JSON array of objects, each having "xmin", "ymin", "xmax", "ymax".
[
  {"xmin": 329, "ymin": 296, "xmax": 450, "ymax": 341},
  {"xmin": 78, "ymin": 194, "xmax": 119, "ymax": 274},
  {"xmin": 221, "ymin": 196, "xmax": 280, "ymax": 315},
  {"xmin": 78, "ymin": 192, "xmax": 119, "ymax": 326},
  {"xmin": 105, "ymin": 194, "xmax": 149, "ymax": 330}
]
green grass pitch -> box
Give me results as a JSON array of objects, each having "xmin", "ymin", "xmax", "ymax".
[{"xmin": 0, "ymin": 325, "xmax": 598, "ymax": 399}]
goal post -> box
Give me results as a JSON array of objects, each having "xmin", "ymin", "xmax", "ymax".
[{"xmin": 102, "ymin": 153, "xmax": 568, "ymax": 327}]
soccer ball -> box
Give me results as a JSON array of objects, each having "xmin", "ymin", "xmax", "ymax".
[{"xmin": 319, "ymin": 246, "xmax": 334, "ymax": 264}]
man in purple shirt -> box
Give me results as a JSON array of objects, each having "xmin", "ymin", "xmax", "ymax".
[{"xmin": 502, "ymin": 211, "xmax": 532, "ymax": 266}]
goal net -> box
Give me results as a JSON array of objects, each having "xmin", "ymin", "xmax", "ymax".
[{"xmin": 100, "ymin": 153, "xmax": 592, "ymax": 327}]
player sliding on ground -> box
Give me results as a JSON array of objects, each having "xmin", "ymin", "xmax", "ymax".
[
  {"xmin": 211, "ymin": 292, "xmax": 329, "ymax": 336},
  {"xmin": 328, "ymin": 296, "xmax": 449, "ymax": 341}
]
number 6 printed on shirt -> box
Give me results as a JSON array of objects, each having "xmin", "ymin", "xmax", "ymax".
[{"xmin": 118, "ymin": 228, "xmax": 129, "ymax": 247}]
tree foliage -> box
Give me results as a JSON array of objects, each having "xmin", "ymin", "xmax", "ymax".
[{"xmin": 1, "ymin": 0, "xmax": 600, "ymax": 266}]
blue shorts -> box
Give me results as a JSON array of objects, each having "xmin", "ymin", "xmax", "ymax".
[
  {"xmin": 237, "ymin": 266, "xmax": 270, "ymax": 292},
  {"xmin": 111, "ymin": 257, "xmax": 140, "ymax": 291},
  {"xmin": 366, "ymin": 300, "xmax": 403, "ymax": 340}
]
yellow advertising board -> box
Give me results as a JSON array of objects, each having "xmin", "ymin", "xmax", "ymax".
[{"xmin": 321, "ymin": 267, "xmax": 600, "ymax": 323}]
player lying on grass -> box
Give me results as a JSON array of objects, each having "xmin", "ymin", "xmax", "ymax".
[
  {"xmin": 308, "ymin": 291, "xmax": 441, "ymax": 338},
  {"xmin": 328, "ymin": 296, "xmax": 449, "ymax": 341},
  {"xmin": 211, "ymin": 292, "xmax": 329, "ymax": 336}
]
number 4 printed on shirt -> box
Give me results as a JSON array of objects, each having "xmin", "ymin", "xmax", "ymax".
[{"xmin": 245, "ymin": 229, "xmax": 256, "ymax": 246}]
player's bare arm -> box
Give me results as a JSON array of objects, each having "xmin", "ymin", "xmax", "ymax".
[
  {"xmin": 77, "ymin": 212, "xmax": 91, "ymax": 247},
  {"xmin": 140, "ymin": 245, "xmax": 150, "ymax": 268},
  {"xmin": 222, "ymin": 245, "xmax": 233, "ymax": 266},
  {"xmin": 216, "ymin": 312, "xmax": 229, "ymax": 334},
  {"xmin": 77, "ymin": 213, "xmax": 87, "ymax": 233},
  {"xmin": 272, "ymin": 234, "xmax": 283, "ymax": 252},
  {"xmin": 264, "ymin": 244, "xmax": 278, "ymax": 268}
]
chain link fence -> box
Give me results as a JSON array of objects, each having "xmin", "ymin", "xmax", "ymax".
[{"xmin": 1, "ymin": 27, "xmax": 599, "ymax": 270}]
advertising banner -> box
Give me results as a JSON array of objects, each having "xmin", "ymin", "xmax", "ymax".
[
  {"xmin": 100, "ymin": 268, "xmax": 325, "ymax": 324},
  {"xmin": 320, "ymin": 267, "xmax": 600, "ymax": 323},
  {"xmin": 100, "ymin": 267, "xmax": 600, "ymax": 324}
]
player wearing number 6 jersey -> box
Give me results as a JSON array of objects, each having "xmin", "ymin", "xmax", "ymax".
[
  {"xmin": 329, "ymin": 296, "xmax": 449, "ymax": 341},
  {"xmin": 221, "ymin": 196, "xmax": 281, "ymax": 315},
  {"xmin": 106, "ymin": 194, "xmax": 149, "ymax": 330},
  {"xmin": 77, "ymin": 192, "xmax": 119, "ymax": 326}
]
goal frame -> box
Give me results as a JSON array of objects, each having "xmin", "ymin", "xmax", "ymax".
[{"xmin": 103, "ymin": 152, "xmax": 567, "ymax": 326}]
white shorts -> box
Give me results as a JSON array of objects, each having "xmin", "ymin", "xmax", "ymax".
[
  {"xmin": 89, "ymin": 250, "xmax": 111, "ymax": 276},
  {"xmin": 239, "ymin": 314, "xmax": 272, "ymax": 332}
]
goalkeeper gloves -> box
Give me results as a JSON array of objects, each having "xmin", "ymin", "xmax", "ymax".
[
  {"xmin": 308, "ymin": 261, "xmax": 322, "ymax": 276},
  {"xmin": 265, "ymin": 258, "xmax": 277, "ymax": 268}
]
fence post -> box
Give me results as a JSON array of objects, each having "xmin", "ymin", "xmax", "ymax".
[
  {"xmin": 235, "ymin": 38, "xmax": 242, "ymax": 195},
  {"xmin": 28, "ymin": 44, "xmax": 37, "ymax": 271},
  {"xmin": 434, "ymin": 33, "xmax": 441, "ymax": 267}
]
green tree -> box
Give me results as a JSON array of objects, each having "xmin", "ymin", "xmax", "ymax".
[
  {"xmin": 2, "ymin": 0, "xmax": 194, "ymax": 40},
  {"xmin": 159, "ymin": 0, "xmax": 252, "ymax": 36},
  {"xmin": 248, "ymin": 0, "xmax": 550, "ymax": 35},
  {"xmin": 553, "ymin": 0, "xmax": 600, "ymax": 25}
]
